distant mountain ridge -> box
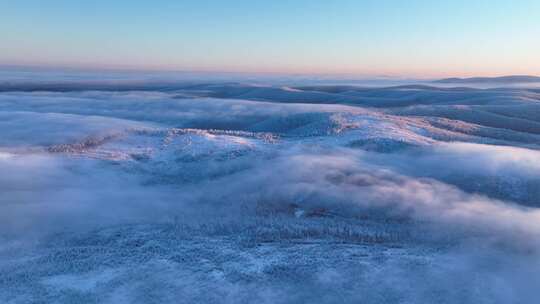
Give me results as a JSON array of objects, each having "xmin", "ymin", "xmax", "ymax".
[{"xmin": 434, "ymin": 75, "xmax": 540, "ymax": 84}]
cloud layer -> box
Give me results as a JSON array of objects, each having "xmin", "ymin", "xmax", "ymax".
[{"xmin": 1, "ymin": 83, "xmax": 540, "ymax": 303}]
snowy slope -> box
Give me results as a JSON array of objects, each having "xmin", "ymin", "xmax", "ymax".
[{"xmin": 1, "ymin": 80, "xmax": 540, "ymax": 304}]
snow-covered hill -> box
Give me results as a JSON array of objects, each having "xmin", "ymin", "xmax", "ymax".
[{"xmin": 1, "ymin": 79, "xmax": 540, "ymax": 303}]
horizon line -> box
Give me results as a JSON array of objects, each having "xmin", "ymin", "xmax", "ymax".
[{"xmin": 1, "ymin": 63, "xmax": 539, "ymax": 81}]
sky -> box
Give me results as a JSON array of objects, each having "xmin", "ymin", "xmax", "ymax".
[{"xmin": 1, "ymin": 0, "xmax": 539, "ymax": 77}]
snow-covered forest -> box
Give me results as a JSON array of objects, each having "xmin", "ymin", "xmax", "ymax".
[{"xmin": 1, "ymin": 72, "xmax": 540, "ymax": 303}]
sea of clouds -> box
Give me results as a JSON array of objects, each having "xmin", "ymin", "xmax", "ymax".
[{"xmin": 1, "ymin": 73, "xmax": 540, "ymax": 303}]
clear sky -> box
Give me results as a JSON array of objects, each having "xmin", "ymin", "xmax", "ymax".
[{"xmin": 1, "ymin": 0, "xmax": 539, "ymax": 77}]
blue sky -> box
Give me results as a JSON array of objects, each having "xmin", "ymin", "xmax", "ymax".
[{"xmin": 1, "ymin": 0, "xmax": 539, "ymax": 77}]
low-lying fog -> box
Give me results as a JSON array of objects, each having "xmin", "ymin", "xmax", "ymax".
[{"xmin": 1, "ymin": 71, "xmax": 540, "ymax": 303}]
